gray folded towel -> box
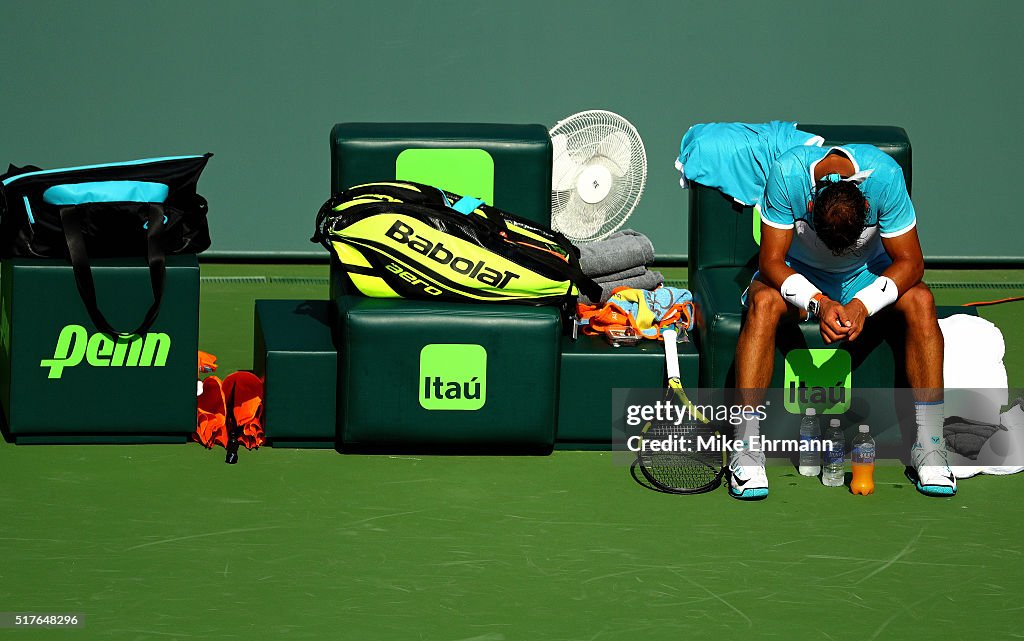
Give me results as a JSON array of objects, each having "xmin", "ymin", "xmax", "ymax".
[
  {"xmin": 593, "ymin": 265, "xmax": 647, "ymax": 283},
  {"xmin": 578, "ymin": 229, "xmax": 655, "ymax": 278},
  {"xmin": 579, "ymin": 269, "xmax": 664, "ymax": 305}
]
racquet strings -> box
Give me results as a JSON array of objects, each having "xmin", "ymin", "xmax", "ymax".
[{"xmin": 638, "ymin": 418, "xmax": 723, "ymax": 493}]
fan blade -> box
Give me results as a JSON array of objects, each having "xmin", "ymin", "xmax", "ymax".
[
  {"xmin": 596, "ymin": 130, "xmax": 632, "ymax": 177},
  {"xmin": 550, "ymin": 187, "xmax": 572, "ymax": 215},
  {"xmin": 552, "ymin": 191, "xmax": 608, "ymax": 242},
  {"xmin": 551, "ymin": 133, "xmax": 583, "ymax": 191}
]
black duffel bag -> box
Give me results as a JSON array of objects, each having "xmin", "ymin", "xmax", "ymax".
[{"xmin": 0, "ymin": 154, "xmax": 212, "ymax": 336}]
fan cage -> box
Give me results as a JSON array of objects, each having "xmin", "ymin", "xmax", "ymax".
[{"xmin": 549, "ymin": 110, "xmax": 647, "ymax": 243}]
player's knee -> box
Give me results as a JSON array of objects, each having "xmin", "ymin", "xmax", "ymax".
[
  {"xmin": 896, "ymin": 283, "xmax": 936, "ymax": 319},
  {"xmin": 747, "ymin": 286, "xmax": 787, "ymax": 321}
]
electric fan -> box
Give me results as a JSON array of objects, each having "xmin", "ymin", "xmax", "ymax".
[{"xmin": 549, "ymin": 110, "xmax": 647, "ymax": 243}]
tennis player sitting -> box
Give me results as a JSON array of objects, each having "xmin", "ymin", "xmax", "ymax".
[{"xmin": 731, "ymin": 144, "xmax": 955, "ymax": 500}]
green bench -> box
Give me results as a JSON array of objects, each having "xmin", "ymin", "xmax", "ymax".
[{"xmin": 252, "ymin": 121, "xmax": 703, "ymax": 450}]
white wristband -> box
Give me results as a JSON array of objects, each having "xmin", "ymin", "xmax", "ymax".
[
  {"xmin": 780, "ymin": 273, "xmax": 821, "ymax": 312},
  {"xmin": 853, "ymin": 276, "xmax": 898, "ymax": 316}
]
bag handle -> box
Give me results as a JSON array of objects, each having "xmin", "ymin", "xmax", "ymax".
[
  {"xmin": 510, "ymin": 239, "xmax": 602, "ymax": 301},
  {"xmin": 60, "ymin": 204, "xmax": 167, "ymax": 337},
  {"xmin": 562, "ymin": 253, "xmax": 602, "ymax": 301}
]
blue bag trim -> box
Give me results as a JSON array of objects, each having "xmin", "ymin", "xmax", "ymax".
[
  {"xmin": 452, "ymin": 196, "xmax": 485, "ymax": 215},
  {"xmin": 43, "ymin": 181, "xmax": 169, "ymax": 205},
  {"xmin": 22, "ymin": 196, "xmax": 34, "ymax": 224},
  {"xmin": 1, "ymin": 155, "xmax": 206, "ymax": 186},
  {"xmin": 142, "ymin": 215, "xmax": 169, "ymax": 230}
]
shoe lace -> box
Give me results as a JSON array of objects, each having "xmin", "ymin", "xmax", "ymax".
[
  {"xmin": 730, "ymin": 447, "xmax": 766, "ymax": 470},
  {"xmin": 914, "ymin": 445, "xmax": 951, "ymax": 469}
]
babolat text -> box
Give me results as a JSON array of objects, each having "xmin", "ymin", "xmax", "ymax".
[
  {"xmin": 385, "ymin": 220, "xmax": 521, "ymax": 288},
  {"xmin": 40, "ymin": 325, "xmax": 170, "ymax": 379}
]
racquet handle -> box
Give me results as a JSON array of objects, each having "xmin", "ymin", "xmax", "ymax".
[{"xmin": 663, "ymin": 328, "xmax": 680, "ymax": 381}]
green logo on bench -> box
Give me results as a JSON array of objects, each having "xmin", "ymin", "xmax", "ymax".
[
  {"xmin": 419, "ymin": 343, "xmax": 487, "ymax": 411},
  {"xmin": 396, "ymin": 148, "xmax": 495, "ymax": 205},
  {"xmin": 783, "ymin": 348, "xmax": 851, "ymax": 414},
  {"xmin": 40, "ymin": 324, "xmax": 171, "ymax": 379}
]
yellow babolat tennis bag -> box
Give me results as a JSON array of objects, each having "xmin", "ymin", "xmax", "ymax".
[{"xmin": 312, "ymin": 181, "xmax": 601, "ymax": 305}]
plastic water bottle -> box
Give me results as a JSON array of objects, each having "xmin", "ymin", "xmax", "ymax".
[
  {"xmin": 822, "ymin": 418, "xmax": 845, "ymax": 487},
  {"xmin": 851, "ymin": 425, "xmax": 876, "ymax": 495},
  {"xmin": 798, "ymin": 408, "xmax": 821, "ymax": 477}
]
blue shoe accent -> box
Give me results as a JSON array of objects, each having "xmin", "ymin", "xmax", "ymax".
[
  {"xmin": 915, "ymin": 481, "xmax": 957, "ymax": 497},
  {"xmin": 728, "ymin": 484, "xmax": 769, "ymax": 501},
  {"xmin": 905, "ymin": 466, "xmax": 957, "ymax": 497}
]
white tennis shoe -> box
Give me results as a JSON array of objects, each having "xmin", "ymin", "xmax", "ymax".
[
  {"xmin": 728, "ymin": 448, "xmax": 769, "ymax": 500},
  {"xmin": 909, "ymin": 437, "xmax": 958, "ymax": 497}
]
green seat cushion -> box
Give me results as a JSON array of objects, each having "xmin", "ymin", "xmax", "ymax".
[{"xmin": 334, "ymin": 294, "xmax": 561, "ymax": 449}]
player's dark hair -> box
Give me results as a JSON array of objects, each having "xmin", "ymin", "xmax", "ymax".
[{"xmin": 812, "ymin": 180, "xmax": 868, "ymax": 256}]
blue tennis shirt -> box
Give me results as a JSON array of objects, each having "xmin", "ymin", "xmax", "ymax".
[{"xmin": 760, "ymin": 144, "xmax": 917, "ymax": 273}]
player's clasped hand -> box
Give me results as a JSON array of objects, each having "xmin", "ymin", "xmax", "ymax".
[
  {"xmin": 817, "ymin": 298, "xmax": 851, "ymax": 344},
  {"xmin": 842, "ymin": 299, "xmax": 869, "ymax": 341}
]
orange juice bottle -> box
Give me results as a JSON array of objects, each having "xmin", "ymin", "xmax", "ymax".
[{"xmin": 850, "ymin": 425, "xmax": 875, "ymax": 495}]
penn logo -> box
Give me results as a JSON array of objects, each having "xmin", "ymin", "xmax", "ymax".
[
  {"xmin": 40, "ymin": 325, "xmax": 170, "ymax": 379},
  {"xmin": 385, "ymin": 220, "xmax": 520, "ymax": 289}
]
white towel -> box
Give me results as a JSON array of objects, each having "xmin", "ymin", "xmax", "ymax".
[
  {"xmin": 938, "ymin": 314, "xmax": 1022, "ymax": 478},
  {"xmin": 940, "ymin": 314, "xmax": 1007, "ymax": 426}
]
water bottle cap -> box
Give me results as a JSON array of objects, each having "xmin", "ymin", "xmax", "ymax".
[
  {"xmin": 830, "ymin": 419, "xmax": 841, "ymax": 427},
  {"xmin": 805, "ymin": 408, "xmax": 817, "ymax": 416},
  {"xmin": 859, "ymin": 425, "xmax": 870, "ymax": 433}
]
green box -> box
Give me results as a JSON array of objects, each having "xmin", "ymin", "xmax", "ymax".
[
  {"xmin": 0, "ymin": 256, "xmax": 199, "ymax": 443},
  {"xmin": 253, "ymin": 299, "xmax": 338, "ymax": 448}
]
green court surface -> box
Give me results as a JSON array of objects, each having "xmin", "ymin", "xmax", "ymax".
[{"xmin": 3, "ymin": 265, "xmax": 1024, "ymax": 641}]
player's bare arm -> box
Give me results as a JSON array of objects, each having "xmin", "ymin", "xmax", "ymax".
[
  {"xmin": 844, "ymin": 227, "xmax": 926, "ymax": 341},
  {"xmin": 759, "ymin": 225, "xmax": 850, "ymax": 342}
]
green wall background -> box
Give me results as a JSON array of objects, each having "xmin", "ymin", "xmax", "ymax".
[{"xmin": 1, "ymin": 1, "xmax": 1018, "ymax": 262}]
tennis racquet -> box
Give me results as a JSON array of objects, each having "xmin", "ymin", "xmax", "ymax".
[{"xmin": 635, "ymin": 327, "xmax": 726, "ymax": 494}]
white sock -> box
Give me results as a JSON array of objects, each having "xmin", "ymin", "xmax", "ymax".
[
  {"xmin": 736, "ymin": 410, "xmax": 762, "ymax": 448},
  {"xmin": 915, "ymin": 401, "xmax": 945, "ymax": 450}
]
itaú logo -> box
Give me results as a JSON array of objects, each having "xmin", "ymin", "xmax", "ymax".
[
  {"xmin": 40, "ymin": 324, "xmax": 170, "ymax": 379},
  {"xmin": 418, "ymin": 344, "xmax": 487, "ymax": 411},
  {"xmin": 783, "ymin": 348, "xmax": 852, "ymax": 414}
]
